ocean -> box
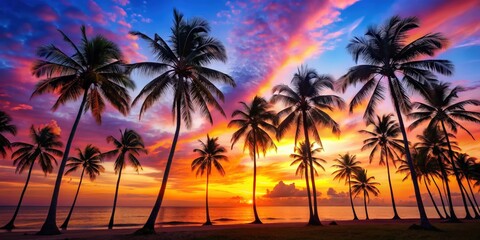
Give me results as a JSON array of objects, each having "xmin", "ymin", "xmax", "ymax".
[{"xmin": 0, "ymin": 205, "xmax": 468, "ymax": 231}]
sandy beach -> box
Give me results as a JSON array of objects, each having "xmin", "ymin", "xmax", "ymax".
[{"xmin": 1, "ymin": 219, "xmax": 479, "ymax": 240}]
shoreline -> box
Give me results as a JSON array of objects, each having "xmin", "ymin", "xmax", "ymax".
[{"xmin": 2, "ymin": 218, "xmax": 478, "ymax": 240}]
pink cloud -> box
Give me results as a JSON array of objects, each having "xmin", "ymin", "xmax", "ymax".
[
  {"xmin": 35, "ymin": 4, "xmax": 59, "ymax": 22},
  {"xmin": 113, "ymin": 0, "xmax": 130, "ymax": 6},
  {"xmin": 11, "ymin": 104, "xmax": 33, "ymax": 111}
]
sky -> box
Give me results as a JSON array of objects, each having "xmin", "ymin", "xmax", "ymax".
[{"xmin": 0, "ymin": 0, "xmax": 479, "ymax": 209}]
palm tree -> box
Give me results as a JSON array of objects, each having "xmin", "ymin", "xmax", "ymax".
[
  {"xmin": 332, "ymin": 153, "xmax": 362, "ymax": 220},
  {"xmin": 33, "ymin": 26, "xmax": 134, "ymax": 235},
  {"xmin": 104, "ymin": 129, "xmax": 147, "ymax": 229},
  {"xmin": 397, "ymin": 151, "xmax": 445, "ymax": 219},
  {"xmin": 129, "ymin": 10, "xmax": 235, "ymax": 234},
  {"xmin": 455, "ymin": 153, "xmax": 480, "ymax": 213},
  {"xmin": 0, "ymin": 111, "xmax": 17, "ymax": 158},
  {"xmin": 1, "ymin": 125, "xmax": 63, "ymax": 230},
  {"xmin": 191, "ymin": 135, "xmax": 228, "ymax": 226},
  {"xmin": 271, "ymin": 66, "xmax": 344, "ymax": 225},
  {"xmin": 290, "ymin": 141, "xmax": 326, "ymax": 221},
  {"xmin": 351, "ymin": 169, "xmax": 380, "ymax": 220},
  {"xmin": 60, "ymin": 144, "xmax": 105, "ymax": 230},
  {"xmin": 359, "ymin": 114, "xmax": 404, "ymax": 219},
  {"xmin": 414, "ymin": 127, "xmax": 462, "ymax": 220},
  {"xmin": 229, "ymin": 96, "xmax": 277, "ymax": 224},
  {"xmin": 409, "ymin": 82, "xmax": 480, "ymax": 219},
  {"xmin": 338, "ymin": 16, "xmax": 453, "ymax": 229}
]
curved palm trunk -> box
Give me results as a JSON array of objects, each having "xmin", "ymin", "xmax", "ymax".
[
  {"xmin": 204, "ymin": 173, "xmax": 212, "ymax": 225},
  {"xmin": 431, "ymin": 176, "xmax": 450, "ymax": 219},
  {"xmin": 304, "ymin": 160, "xmax": 314, "ymax": 223},
  {"xmin": 424, "ymin": 180, "xmax": 444, "ymax": 219},
  {"xmin": 348, "ymin": 175, "xmax": 359, "ymax": 220},
  {"xmin": 440, "ymin": 121, "xmax": 473, "ymax": 219},
  {"xmin": 384, "ymin": 150, "xmax": 400, "ymax": 219},
  {"xmin": 251, "ymin": 131, "xmax": 262, "ymax": 224},
  {"xmin": 136, "ymin": 102, "xmax": 182, "ymax": 234},
  {"xmin": 302, "ymin": 110, "xmax": 321, "ymax": 225},
  {"xmin": 465, "ymin": 178, "xmax": 480, "ymax": 212},
  {"xmin": 1, "ymin": 162, "xmax": 35, "ymax": 230},
  {"xmin": 436, "ymin": 155, "xmax": 458, "ymax": 221},
  {"xmin": 364, "ymin": 191, "xmax": 369, "ymax": 220},
  {"xmin": 38, "ymin": 90, "xmax": 88, "ymax": 235},
  {"xmin": 388, "ymin": 76, "xmax": 432, "ymax": 229},
  {"xmin": 60, "ymin": 168, "xmax": 85, "ymax": 230},
  {"xmin": 460, "ymin": 181, "xmax": 480, "ymax": 218},
  {"xmin": 109, "ymin": 161, "xmax": 124, "ymax": 229}
]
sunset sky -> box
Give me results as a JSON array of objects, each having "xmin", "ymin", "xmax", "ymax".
[{"xmin": 0, "ymin": 0, "xmax": 479, "ymax": 209}]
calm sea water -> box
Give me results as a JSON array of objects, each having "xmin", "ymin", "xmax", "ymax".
[{"xmin": 0, "ymin": 205, "xmax": 468, "ymax": 231}]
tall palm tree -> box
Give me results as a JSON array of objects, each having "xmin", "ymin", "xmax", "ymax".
[
  {"xmin": 338, "ymin": 16, "xmax": 453, "ymax": 229},
  {"xmin": 0, "ymin": 111, "xmax": 17, "ymax": 158},
  {"xmin": 33, "ymin": 26, "xmax": 134, "ymax": 235},
  {"xmin": 60, "ymin": 144, "xmax": 105, "ymax": 230},
  {"xmin": 129, "ymin": 10, "xmax": 235, "ymax": 234},
  {"xmin": 397, "ymin": 151, "xmax": 445, "ymax": 219},
  {"xmin": 191, "ymin": 135, "xmax": 228, "ymax": 226},
  {"xmin": 271, "ymin": 66, "xmax": 344, "ymax": 225},
  {"xmin": 414, "ymin": 127, "xmax": 462, "ymax": 220},
  {"xmin": 455, "ymin": 153, "xmax": 480, "ymax": 213},
  {"xmin": 1, "ymin": 125, "xmax": 63, "ymax": 230},
  {"xmin": 409, "ymin": 82, "xmax": 480, "ymax": 219},
  {"xmin": 229, "ymin": 96, "xmax": 277, "ymax": 224},
  {"xmin": 332, "ymin": 153, "xmax": 362, "ymax": 220},
  {"xmin": 351, "ymin": 169, "xmax": 380, "ymax": 220},
  {"xmin": 104, "ymin": 129, "xmax": 147, "ymax": 229},
  {"xmin": 290, "ymin": 141, "xmax": 326, "ymax": 221},
  {"xmin": 359, "ymin": 114, "xmax": 404, "ymax": 219}
]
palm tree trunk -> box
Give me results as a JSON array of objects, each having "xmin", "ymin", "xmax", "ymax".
[
  {"xmin": 38, "ymin": 90, "xmax": 89, "ymax": 235},
  {"xmin": 424, "ymin": 180, "xmax": 444, "ymax": 219},
  {"xmin": 440, "ymin": 121, "xmax": 473, "ymax": 219},
  {"xmin": 1, "ymin": 162, "xmax": 35, "ymax": 230},
  {"xmin": 466, "ymin": 178, "xmax": 480, "ymax": 213},
  {"xmin": 436, "ymin": 155, "xmax": 458, "ymax": 221},
  {"xmin": 384, "ymin": 149, "xmax": 400, "ymax": 219},
  {"xmin": 251, "ymin": 130, "xmax": 262, "ymax": 224},
  {"xmin": 204, "ymin": 173, "xmax": 212, "ymax": 225},
  {"xmin": 364, "ymin": 191, "xmax": 369, "ymax": 220},
  {"xmin": 431, "ymin": 176, "xmax": 450, "ymax": 219},
  {"xmin": 136, "ymin": 101, "xmax": 182, "ymax": 235},
  {"xmin": 388, "ymin": 76, "xmax": 432, "ymax": 229},
  {"xmin": 459, "ymin": 180, "xmax": 480, "ymax": 218},
  {"xmin": 60, "ymin": 168, "xmax": 85, "ymax": 230},
  {"xmin": 348, "ymin": 175, "xmax": 358, "ymax": 220},
  {"xmin": 302, "ymin": 110, "xmax": 321, "ymax": 225},
  {"xmin": 304, "ymin": 159, "xmax": 314, "ymax": 223},
  {"xmin": 109, "ymin": 161, "xmax": 124, "ymax": 229}
]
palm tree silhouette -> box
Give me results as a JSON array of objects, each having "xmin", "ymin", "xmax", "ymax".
[
  {"xmin": 1, "ymin": 125, "xmax": 63, "ymax": 230},
  {"xmin": 414, "ymin": 127, "xmax": 461, "ymax": 220},
  {"xmin": 351, "ymin": 169, "xmax": 380, "ymax": 220},
  {"xmin": 129, "ymin": 9, "xmax": 235, "ymax": 234},
  {"xmin": 338, "ymin": 16, "xmax": 453, "ymax": 229},
  {"xmin": 104, "ymin": 129, "xmax": 147, "ymax": 229},
  {"xmin": 271, "ymin": 66, "xmax": 344, "ymax": 225},
  {"xmin": 410, "ymin": 82, "xmax": 480, "ymax": 219},
  {"xmin": 33, "ymin": 26, "xmax": 134, "ymax": 235},
  {"xmin": 332, "ymin": 153, "xmax": 362, "ymax": 220},
  {"xmin": 0, "ymin": 111, "xmax": 17, "ymax": 158},
  {"xmin": 290, "ymin": 141, "xmax": 326, "ymax": 221},
  {"xmin": 359, "ymin": 114, "xmax": 404, "ymax": 219},
  {"xmin": 60, "ymin": 144, "xmax": 105, "ymax": 230},
  {"xmin": 397, "ymin": 151, "xmax": 445, "ymax": 219},
  {"xmin": 191, "ymin": 135, "xmax": 228, "ymax": 226},
  {"xmin": 229, "ymin": 96, "xmax": 277, "ymax": 224},
  {"xmin": 455, "ymin": 153, "xmax": 480, "ymax": 213}
]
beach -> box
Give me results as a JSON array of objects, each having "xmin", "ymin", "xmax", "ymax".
[{"xmin": 1, "ymin": 219, "xmax": 480, "ymax": 240}]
